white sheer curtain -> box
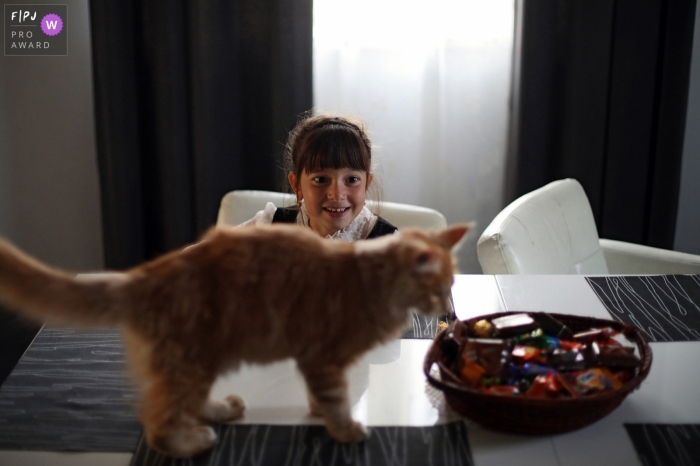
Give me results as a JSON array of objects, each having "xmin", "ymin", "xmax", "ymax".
[{"xmin": 313, "ymin": 0, "xmax": 514, "ymax": 273}]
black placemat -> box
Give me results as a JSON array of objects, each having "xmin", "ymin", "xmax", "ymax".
[
  {"xmin": 586, "ymin": 275, "xmax": 700, "ymax": 342},
  {"xmin": 402, "ymin": 294, "xmax": 455, "ymax": 339},
  {"xmin": 0, "ymin": 317, "xmax": 440, "ymax": 452},
  {"xmin": 130, "ymin": 422, "xmax": 473, "ymax": 466},
  {"xmin": 402, "ymin": 313, "xmax": 444, "ymax": 339},
  {"xmin": 625, "ymin": 424, "xmax": 700, "ymax": 466},
  {"xmin": 0, "ymin": 327, "xmax": 141, "ymax": 451},
  {"xmin": 0, "ymin": 304, "xmax": 42, "ymax": 387}
]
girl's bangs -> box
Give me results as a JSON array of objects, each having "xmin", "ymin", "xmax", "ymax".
[{"xmin": 300, "ymin": 127, "xmax": 369, "ymax": 174}]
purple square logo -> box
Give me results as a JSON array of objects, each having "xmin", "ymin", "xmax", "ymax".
[{"xmin": 5, "ymin": 4, "xmax": 67, "ymax": 56}]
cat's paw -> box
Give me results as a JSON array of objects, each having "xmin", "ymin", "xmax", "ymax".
[
  {"xmin": 201, "ymin": 395, "xmax": 246, "ymax": 423},
  {"xmin": 152, "ymin": 425, "xmax": 217, "ymax": 458},
  {"xmin": 327, "ymin": 421, "xmax": 368, "ymax": 443},
  {"xmin": 224, "ymin": 395, "xmax": 246, "ymax": 419}
]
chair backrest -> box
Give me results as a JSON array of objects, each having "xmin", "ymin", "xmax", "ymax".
[
  {"xmin": 217, "ymin": 190, "xmax": 448, "ymax": 230},
  {"xmin": 476, "ymin": 179, "xmax": 609, "ymax": 274}
]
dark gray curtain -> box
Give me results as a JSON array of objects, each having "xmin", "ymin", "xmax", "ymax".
[
  {"xmin": 513, "ymin": 0, "xmax": 696, "ymax": 249},
  {"xmin": 89, "ymin": 0, "xmax": 312, "ymax": 269}
]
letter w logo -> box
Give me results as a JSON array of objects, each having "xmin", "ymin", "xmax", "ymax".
[{"xmin": 45, "ymin": 20, "xmax": 58, "ymax": 29}]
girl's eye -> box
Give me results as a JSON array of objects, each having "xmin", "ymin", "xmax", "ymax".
[
  {"xmin": 347, "ymin": 176, "xmax": 360, "ymax": 183},
  {"xmin": 313, "ymin": 176, "xmax": 327, "ymax": 183}
]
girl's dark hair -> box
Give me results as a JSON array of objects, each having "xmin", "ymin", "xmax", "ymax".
[{"xmin": 283, "ymin": 113, "xmax": 372, "ymax": 191}]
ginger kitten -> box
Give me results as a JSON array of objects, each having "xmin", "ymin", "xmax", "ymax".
[{"xmin": 0, "ymin": 223, "xmax": 469, "ymax": 458}]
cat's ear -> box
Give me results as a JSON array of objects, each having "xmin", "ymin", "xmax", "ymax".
[
  {"xmin": 414, "ymin": 250, "xmax": 441, "ymax": 275},
  {"xmin": 438, "ymin": 223, "xmax": 473, "ymax": 250}
]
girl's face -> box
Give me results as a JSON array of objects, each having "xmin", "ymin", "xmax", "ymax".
[{"xmin": 289, "ymin": 168, "xmax": 373, "ymax": 237}]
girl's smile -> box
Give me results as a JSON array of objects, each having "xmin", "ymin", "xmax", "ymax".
[{"xmin": 323, "ymin": 206, "xmax": 351, "ymax": 217}]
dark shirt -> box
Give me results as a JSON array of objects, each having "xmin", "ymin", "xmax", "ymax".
[{"xmin": 272, "ymin": 207, "xmax": 398, "ymax": 239}]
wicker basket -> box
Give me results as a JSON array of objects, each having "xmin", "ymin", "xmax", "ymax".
[{"xmin": 423, "ymin": 312, "xmax": 653, "ymax": 435}]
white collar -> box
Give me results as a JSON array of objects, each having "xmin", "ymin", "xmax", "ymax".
[{"xmin": 296, "ymin": 201, "xmax": 378, "ymax": 241}]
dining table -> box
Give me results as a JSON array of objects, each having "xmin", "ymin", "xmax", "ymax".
[{"xmin": 0, "ymin": 274, "xmax": 698, "ymax": 466}]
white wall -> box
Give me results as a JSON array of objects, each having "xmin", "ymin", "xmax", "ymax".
[
  {"xmin": 0, "ymin": 0, "xmax": 103, "ymax": 270},
  {"xmin": 313, "ymin": 1, "xmax": 514, "ymax": 273},
  {"xmin": 675, "ymin": 3, "xmax": 700, "ymax": 255}
]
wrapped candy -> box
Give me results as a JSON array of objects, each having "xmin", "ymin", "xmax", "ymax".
[
  {"xmin": 439, "ymin": 331, "xmax": 461, "ymax": 361},
  {"xmin": 472, "ymin": 319, "xmax": 494, "ymax": 338},
  {"xmin": 463, "ymin": 339, "xmax": 512, "ymax": 377},
  {"xmin": 559, "ymin": 339, "xmax": 584, "ymax": 351},
  {"xmin": 574, "ymin": 368, "xmax": 621, "ymax": 393},
  {"xmin": 587, "ymin": 342, "xmax": 641, "ymax": 368},
  {"xmin": 525, "ymin": 334, "xmax": 560, "ymax": 350},
  {"xmin": 555, "ymin": 372, "xmax": 580, "ymax": 397},
  {"xmin": 547, "ymin": 348, "xmax": 587, "ymax": 370},
  {"xmin": 532, "ymin": 312, "xmax": 575, "ymax": 339},
  {"xmin": 573, "ymin": 327, "xmax": 615, "ymax": 343},
  {"xmin": 512, "ymin": 328, "xmax": 545, "ymax": 343},
  {"xmin": 511, "ymin": 345, "xmax": 544, "ymax": 364},
  {"xmin": 460, "ymin": 357, "xmax": 486, "ymax": 386},
  {"xmin": 526, "ymin": 371, "xmax": 561, "ymax": 398},
  {"xmin": 596, "ymin": 367, "xmax": 623, "ymax": 389},
  {"xmin": 509, "ymin": 362, "xmax": 550, "ymax": 377},
  {"xmin": 491, "ymin": 314, "xmax": 539, "ymax": 338},
  {"xmin": 444, "ymin": 312, "xmax": 642, "ymax": 399}
]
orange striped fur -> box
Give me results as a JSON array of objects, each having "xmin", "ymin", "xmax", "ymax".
[{"xmin": 0, "ymin": 223, "xmax": 469, "ymax": 458}]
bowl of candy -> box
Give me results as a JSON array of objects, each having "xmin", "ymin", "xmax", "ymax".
[{"xmin": 423, "ymin": 312, "xmax": 652, "ymax": 435}]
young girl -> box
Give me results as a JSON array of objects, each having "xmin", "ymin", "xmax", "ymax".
[{"xmin": 240, "ymin": 114, "xmax": 397, "ymax": 240}]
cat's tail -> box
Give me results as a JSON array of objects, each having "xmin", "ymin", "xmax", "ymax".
[{"xmin": 0, "ymin": 237, "xmax": 126, "ymax": 326}]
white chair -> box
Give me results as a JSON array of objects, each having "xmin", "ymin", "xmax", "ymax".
[
  {"xmin": 477, "ymin": 179, "xmax": 700, "ymax": 274},
  {"xmin": 216, "ymin": 190, "xmax": 448, "ymax": 230}
]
